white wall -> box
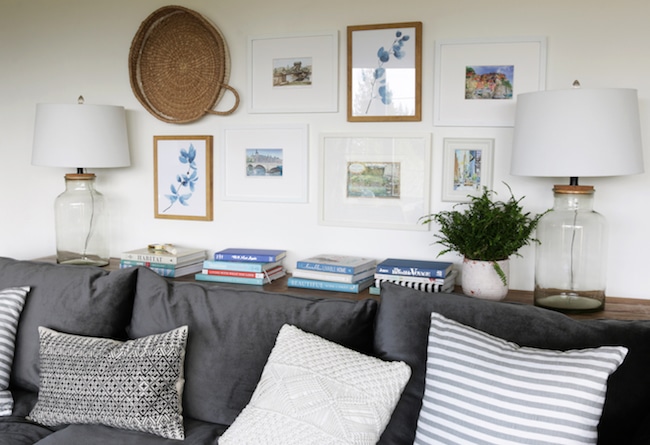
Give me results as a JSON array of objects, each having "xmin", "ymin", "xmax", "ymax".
[{"xmin": 1, "ymin": 0, "xmax": 649, "ymax": 298}]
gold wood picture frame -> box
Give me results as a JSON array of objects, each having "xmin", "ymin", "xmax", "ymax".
[
  {"xmin": 154, "ymin": 135, "xmax": 213, "ymax": 221},
  {"xmin": 347, "ymin": 22, "xmax": 422, "ymax": 122}
]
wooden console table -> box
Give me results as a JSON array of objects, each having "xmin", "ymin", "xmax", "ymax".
[{"xmin": 34, "ymin": 256, "xmax": 650, "ymax": 321}]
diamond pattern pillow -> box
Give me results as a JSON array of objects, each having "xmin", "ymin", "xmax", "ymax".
[
  {"xmin": 414, "ymin": 312, "xmax": 628, "ymax": 445},
  {"xmin": 0, "ymin": 286, "xmax": 29, "ymax": 416},
  {"xmin": 28, "ymin": 325, "xmax": 188, "ymax": 440},
  {"xmin": 219, "ymin": 324, "xmax": 411, "ymax": 445}
]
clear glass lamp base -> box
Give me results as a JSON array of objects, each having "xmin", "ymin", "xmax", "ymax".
[{"xmin": 56, "ymin": 252, "xmax": 109, "ymax": 267}]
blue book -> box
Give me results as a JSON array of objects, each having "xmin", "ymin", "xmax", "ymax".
[
  {"xmin": 195, "ymin": 268, "xmax": 285, "ymax": 285},
  {"xmin": 213, "ymin": 248, "xmax": 286, "ymax": 263},
  {"xmin": 203, "ymin": 259, "xmax": 283, "ymax": 272},
  {"xmin": 375, "ymin": 258, "xmax": 454, "ymax": 278},
  {"xmin": 296, "ymin": 254, "xmax": 376, "ymax": 275},
  {"xmin": 287, "ymin": 276, "xmax": 374, "ymax": 294}
]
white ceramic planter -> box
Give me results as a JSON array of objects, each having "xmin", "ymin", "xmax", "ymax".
[{"xmin": 461, "ymin": 258, "xmax": 510, "ymax": 301}]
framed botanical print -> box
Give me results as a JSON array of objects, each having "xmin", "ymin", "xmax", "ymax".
[
  {"xmin": 347, "ymin": 22, "xmax": 422, "ymax": 122},
  {"xmin": 154, "ymin": 135, "xmax": 213, "ymax": 221}
]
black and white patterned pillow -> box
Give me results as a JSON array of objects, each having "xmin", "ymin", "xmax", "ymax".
[
  {"xmin": 0, "ymin": 286, "xmax": 29, "ymax": 416},
  {"xmin": 28, "ymin": 325, "xmax": 188, "ymax": 440}
]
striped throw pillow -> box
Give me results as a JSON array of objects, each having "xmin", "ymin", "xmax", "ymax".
[
  {"xmin": 0, "ymin": 286, "xmax": 29, "ymax": 416},
  {"xmin": 414, "ymin": 312, "xmax": 628, "ymax": 445}
]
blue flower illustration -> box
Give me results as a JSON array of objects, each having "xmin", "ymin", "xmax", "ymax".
[
  {"xmin": 163, "ymin": 144, "xmax": 199, "ymax": 212},
  {"xmin": 364, "ymin": 30, "xmax": 410, "ymax": 113}
]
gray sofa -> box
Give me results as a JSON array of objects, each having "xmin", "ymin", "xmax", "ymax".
[{"xmin": 0, "ymin": 256, "xmax": 649, "ymax": 444}]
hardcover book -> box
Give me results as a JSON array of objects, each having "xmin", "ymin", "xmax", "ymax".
[
  {"xmin": 375, "ymin": 258, "xmax": 454, "ymax": 278},
  {"xmin": 195, "ymin": 268, "xmax": 286, "ymax": 285},
  {"xmin": 120, "ymin": 260, "xmax": 203, "ymax": 278},
  {"xmin": 295, "ymin": 254, "xmax": 376, "ymax": 275},
  {"xmin": 201, "ymin": 265, "xmax": 284, "ymax": 279},
  {"xmin": 287, "ymin": 276, "xmax": 374, "ymax": 294},
  {"xmin": 202, "ymin": 259, "xmax": 284, "ymax": 273},
  {"xmin": 291, "ymin": 267, "xmax": 375, "ymax": 284},
  {"xmin": 213, "ymin": 248, "xmax": 286, "ymax": 263},
  {"xmin": 121, "ymin": 246, "xmax": 206, "ymax": 265},
  {"xmin": 374, "ymin": 269, "xmax": 458, "ymax": 285}
]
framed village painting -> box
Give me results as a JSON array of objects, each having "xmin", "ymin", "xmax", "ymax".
[
  {"xmin": 319, "ymin": 133, "xmax": 431, "ymax": 230},
  {"xmin": 248, "ymin": 32, "xmax": 338, "ymax": 113},
  {"xmin": 434, "ymin": 37, "xmax": 546, "ymax": 126}
]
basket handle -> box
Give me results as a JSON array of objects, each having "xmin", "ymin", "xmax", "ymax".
[{"xmin": 206, "ymin": 84, "xmax": 240, "ymax": 116}]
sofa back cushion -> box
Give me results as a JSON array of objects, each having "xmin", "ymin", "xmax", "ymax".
[
  {"xmin": 374, "ymin": 283, "xmax": 650, "ymax": 445},
  {"xmin": 128, "ymin": 267, "xmax": 378, "ymax": 426},
  {"xmin": 0, "ymin": 258, "xmax": 138, "ymax": 392}
]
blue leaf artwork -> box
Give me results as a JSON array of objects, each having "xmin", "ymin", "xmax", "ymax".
[
  {"xmin": 163, "ymin": 144, "xmax": 199, "ymax": 212},
  {"xmin": 364, "ymin": 30, "xmax": 410, "ymax": 114}
]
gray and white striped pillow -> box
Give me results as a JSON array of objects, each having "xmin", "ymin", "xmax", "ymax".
[
  {"xmin": 414, "ymin": 311, "xmax": 628, "ymax": 445},
  {"xmin": 0, "ymin": 286, "xmax": 29, "ymax": 416}
]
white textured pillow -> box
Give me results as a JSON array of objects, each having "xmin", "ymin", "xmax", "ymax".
[
  {"xmin": 28, "ymin": 326, "xmax": 188, "ymax": 440},
  {"xmin": 220, "ymin": 324, "xmax": 411, "ymax": 445},
  {"xmin": 0, "ymin": 286, "xmax": 29, "ymax": 416},
  {"xmin": 414, "ymin": 312, "xmax": 628, "ymax": 445}
]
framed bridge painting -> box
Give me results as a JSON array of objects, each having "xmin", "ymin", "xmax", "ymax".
[{"xmin": 221, "ymin": 124, "xmax": 309, "ymax": 202}]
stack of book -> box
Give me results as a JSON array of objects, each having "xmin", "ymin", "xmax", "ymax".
[
  {"xmin": 370, "ymin": 258, "xmax": 457, "ymax": 295},
  {"xmin": 120, "ymin": 245, "xmax": 206, "ymax": 277},
  {"xmin": 287, "ymin": 254, "xmax": 376, "ymax": 293},
  {"xmin": 195, "ymin": 248, "xmax": 287, "ymax": 285}
]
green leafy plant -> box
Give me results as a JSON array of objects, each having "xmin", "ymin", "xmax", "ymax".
[{"xmin": 419, "ymin": 184, "xmax": 545, "ymax": 285}]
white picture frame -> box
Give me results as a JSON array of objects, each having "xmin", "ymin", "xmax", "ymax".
[
  {"xmin": 248, "ymin": 31, "xmax": 338, "ymax": 113},
  {"xmin": 434, "ymin": 37, "xmax": 547, "ymax": 127},
  {"xmin": 442, "ymin": 138, "xmax": 494, "ymax": 202},
  {"xmin": 320, "ymin": 133, "xmax": 431, "ymax": 231},
  {"xmin": 222, "ymin": 124, "xmax": 309, "ymax": 202}
]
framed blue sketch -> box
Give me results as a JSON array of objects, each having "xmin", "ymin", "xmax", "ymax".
[
  {"xmin": 154, "ymin": 135, "xmax": 213, "ymax": 221},
  {"xmin": 442, "ymin": 138, "xmax": 494, "ymax": 202},
  {"xmin": 347, "ymin": 22, "xmax": 422, "ymax": 122}
]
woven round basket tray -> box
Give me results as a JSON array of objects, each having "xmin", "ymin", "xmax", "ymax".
[{"xmin": 129, "ymin": 5, "xmax": 240, "ymax": 123}]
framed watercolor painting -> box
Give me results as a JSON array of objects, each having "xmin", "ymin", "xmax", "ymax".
[
  {"xmin": 248, "ymin": 32, "xmax": 338, "ymax": 113},
  {"xmin": 154, "ymin": 135, "xmax": 213, "ymax": 221},
  {"xmin": 320, "ymin": 133, "xmax": 431, "ymax": 230},
  {"xmin": 222, "ymin": 124, "xmax": 309, "ymax": 202},
  {"xmin": 434, "ymin": 37, "xmax": 547, "ymax": 127},
  {"xmin": 442, "ymin": 138, "xmax": 494, "ymax": 202},
  {"xmin": 347, "ymin": 22, "xmax": 422, "ymax": 122}
]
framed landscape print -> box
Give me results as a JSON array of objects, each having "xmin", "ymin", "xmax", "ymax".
[
  {"xmin": 154, "ymin": 135, "xmax": 213, "ymax": 221},
  {"xmin": 434, "ymin": 37, "xmax": 547, "ymax": 127},
  {"xmin": 248, "ymin": 32, "xmax": 338, "ymax": 113},
  {"xmin": 442, "ymin": 138, "xmax": 494, "ymax": 202},
  {"xmin": 347, "ymin": 22, "xmax": 422, "ymax": 122},
  {"xmin": 320, "ymin": 133, "xmax": 431, "ymax": 230},
  {"xmin": 222, "ymin": 124, "xmax": 309, "ymax": 202}
]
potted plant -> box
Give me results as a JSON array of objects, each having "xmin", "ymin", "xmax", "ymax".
[{"xmin": 420, "ymin": 184, "xmax": 545, "ymax": 300}]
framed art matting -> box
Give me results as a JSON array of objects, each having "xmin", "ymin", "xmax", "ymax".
[
  {"xmin": 442, "ymin": 138, "xmax": 494, "ymax": 202},
  {"xmin": 222, "ymin": 124, "xmax": 309, "ymax": 202},
  {"xmin": 154, "ymin": 135, "xmax": 213, "ymax": 221},
  {"xmin": 434, "ymin": 37, "xmax": 547, "ymax": 127},
  {"xmin": 248, "ymin": 32, "xmax": 338, "ymax": 113},
  {"xmin": 347, "ymin": 22, "xmax": 422, "ymax": 122},
  {"xmin": 320, "ymin": 133, "xmax": 431, "ymax": 230}
]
